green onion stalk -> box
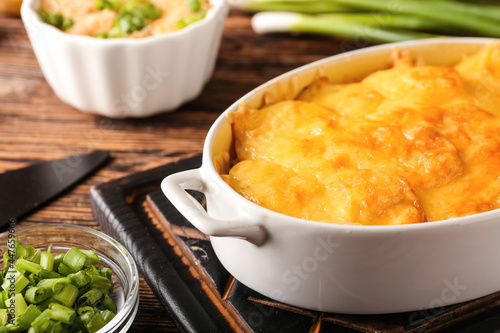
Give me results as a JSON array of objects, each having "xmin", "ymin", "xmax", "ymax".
[{"xmin": 242, "ymin": 0, "xmax": 500, "ymax": 43}]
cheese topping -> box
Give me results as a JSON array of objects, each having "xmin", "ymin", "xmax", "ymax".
[{"xmin": 222, "ymin": 43, "xmax": 500, "ymax": 226}]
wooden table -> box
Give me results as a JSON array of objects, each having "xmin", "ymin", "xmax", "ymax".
[{"xmin": 0, "ymin": 9, "xmax": 344, "ymax": 332}]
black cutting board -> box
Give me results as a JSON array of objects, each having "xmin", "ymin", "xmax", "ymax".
[{"xmin": 90, "ymin": 154, "xmax": 500, "ymax": 333}]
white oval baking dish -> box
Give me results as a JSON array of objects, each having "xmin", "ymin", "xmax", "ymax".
[{"xmin": 162, "ymin": 37, "xmax": 500, "ymax": 314}]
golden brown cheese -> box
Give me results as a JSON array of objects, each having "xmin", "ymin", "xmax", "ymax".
[{"xmin": 222, "ymin": 43, "xmax": 500, "ymax": 226}]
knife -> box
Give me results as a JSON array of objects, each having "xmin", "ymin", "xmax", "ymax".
[{"xmin": 0, "ymin": 151, "xmax": 110, "ymax": 227}]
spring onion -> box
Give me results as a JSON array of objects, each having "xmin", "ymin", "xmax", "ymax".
[
  {"xmin": 176, "ymin": 12, "xmax": 206, "ymax": 28},
  {"xmin": 67, "ymin": 271, "xmax": 91, "ymax": 289},
  {"xmin": 232, "ymin": 0, "xmax": 352, "ymax": 13},
  {"xmin": 90, "ymin": 275, "xmax": 112, "ymax": 292},
  {"xmin": 94, "ymin": 0, "xmax": 162, "ymax": 38},
  {"xmin": 62, "ymin": 248, "xmax": 87, "ymax": 273},
  {"xmin": 100, "ymin": 294, "xmax": 117, "ymax": 313},
  {"xmin": 98, "ymin": 268, "xmax": 112, "ymax": 280},
  {"xmin": 0, "ymin": 238, "xmax": 118, "ymax": 332},
  {"xmin": 80, "ymin": 250, "xmax": 99, "ymax": 267},
  {"xmin": 96, "ymin": 0, "xmax": 115, "ymax": 10},
  {"xmin": 30, "ymin": 251, "xmax": 41, "ymax": 265},
  {"xmin": 24, "ymin": 287, "xmax": 53, "ymax": 304},
  {"xmin": 5, "ymin": 294, "xmax": 27, "ymax": 318},
  {"xmin": 2, "ymin": 271, "xmax": 29, "ymax": 295},
  {"xmin": 53, "ymin": 254, "xmax": 64, "ymax": 272},
  {"xmin": 0, "ymin": 309, "xmax": 7, "ymax": 326},
  {"xmin": 100, "ymin": 309, "xmax": 116, "ymax": 323},
  {"xmin": 15, "ymin": 260, "xmax": 41, "ymax": 276},
  {"xmin": 36, "ymin": 278, "xmax": 69, "ymax": 294},
  {"xmin": 188, "ymin": 0, "xmax": 202, "ymax": 12},
  {"xmin": 85, "ymin": 313, "xmax": 107, "ymax": 333},
  {"xmin": 242, "ymin": 0, "xmax": 500, "ymax": 43},
  {"xmin": 37, "ymin": 11, "xmax": 74, "ymax": 31},
  {"xmin": 39, "ymin": 269, "xmax": 62, "ymax": 280},
  {"xmin": 15, "ymin": 305, "xmax": 41, "ymax": 329},
  {"xmin": 39, "ymin": 252, "xmax": 54, "ymax": 272},
  {"xmin": 78, "ymin": 289, "xmax": 104, "ymax": 307},
  {"xmin": 57, "ymin": 263, "xmax": 75, "ymax": 276},
  {"xmin": 48, "ymin": 303, "xmax": 76, "ymax": 325},
  {"xmin": 77, "ymin": 306, "xmax": 94, "ymax": 316}
]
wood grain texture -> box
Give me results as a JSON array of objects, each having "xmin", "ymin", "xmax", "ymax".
[{"xmin": 0, "ymin": 9, "xmax": 343, "ymax": 332}]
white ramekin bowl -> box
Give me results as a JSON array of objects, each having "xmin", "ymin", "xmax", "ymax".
[
  {"xmin": 162, "ymin": 37, "xmax": 500, "ymax": 314},
  {"xmin": 20, "ymin": 0, "xmax": 228, "ymax": 118}
]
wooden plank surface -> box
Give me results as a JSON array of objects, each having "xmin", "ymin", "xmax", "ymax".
[{"xmin": 0, "ymin": 9, "xmax": 344, "ymax": 332}]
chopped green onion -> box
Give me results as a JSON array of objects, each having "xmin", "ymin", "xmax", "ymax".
[
  {"xmin": 40, "ymin": 252, "xmax": 54, "ymax": 272},
  {"xmin": 75, "ymin": 311, "xmax": 94, "ymax": 328},
  {"xmin": 29, "ymin": 309, "xmax": 53, "ymax": 332},
  {"xmin": 31, "ymin": 251, "xmax": 41, "ymax": 265},
  {"xmin": 85, "ymin": 313, "xmax": 107, "ymax": 333},
  {"xmin": 53, "ymin": 254, "xmax": 64, "ymax": 272},
  {"xmin": 48, "ymin": 13, "xmax": 63, "ymax": 27},
  {"xmin": 48, "ymin": 303, "xmax": 76, "ymax": 324},
  {"xmin": 94, "ymin": 32, "xmax": 109, "ymax": 38},
  {"xmin": 1, "ymin": 239, "xmax": 118, "ymax": 331},
  {"xmin": 188, "ymin": 0, "xmax": 202, "ymax": 12},
  {"xmin": 25, "ymin": 287, "xmax": 54, "ymax": 304},
  {"xmin": 16, "ymin": 304, "xmax": 42, "ymax": 329},
  {"xmin": 4, "ymin": 324, "xmax": 23, "ymax": 333},
  {"xmin": 38, "ymin": 11, "xmax": 73, "ymax": 31},
  {"xmin": 98, "ymin": 267, "xmax": 112, "ymax": 280},
  {"xmin": 100, "ymin": 309, "xmax": 116, "ymax": 323},
  {"xmin": 35, "ymin": 297, "xmax": 56, "ymax": 312},
  {"xmin": 96, "ymin": 0, "xmax": 115, "ymax": 10},
  {"xmin": 90, "ymin": 275, "xmax": 112, "ymax": 292},
  {"xmin": 100, "ymin": 293, "xmax": 117, "ymax": 313},
  {"xmin": 53, "ymin": 284, "xmax": 79, "ymax": 308},
  {"xmin": 5, "ymin": 293, "xmax": 28, "ymax": 318},
  {"xmin": 36, "ymin": 278, "xmax": 69, "ymax": 294},
  {"xmin": 15, "ymin": 259, "xmax": 42, "ymax": 275},
  {"xmin": 57, "ymin": 263, "xmax": 75, "ymax": 276},
  {"xmin": 39, "ymin": 269, "xmax": 63, "ymax": 280},
  {"xmin": 83, "ymin": 266, "xmax": 100, "ymax": 277},
  {"xmin": 78, "ymin": 289, "xmax": 103, "ymax": 307},
  {"xmin": 110, "ymin": 1, "xmax": 162, "ymax": 37},
  {"xmin": 62, "ymin": 248, "xmax": 87, "ymax": 273},
  {"xmin": 62, "ymin": 17, "xmax": 74, "ymax": 31},
  {"xmin": 2, "ymin": 271, "xmax": 30, "ymax": 295},
  {"xmin": 176, "ymin": 13, "xmax": 205, "ymax": 29},
  {"xmin": 0, "ymin": 291, "xmax": 7, "ymax": 309},
  {"xmin": 77, "ymin": 306, "xmax": 94, "ymax": 316},
  {"xmin": 17, "ymin": 243, "xmax": 35, "ymax": 260},
  {"xmin": 3, "ymin": 253, "xmax": 11, "ymax": 275},
  {"xmin": 67, "ymin": 271, "xmax": 91, "ymax": 289},
  {"xmin": 0, "ymin": 309, "xmax": 8, "ymax": 326}
]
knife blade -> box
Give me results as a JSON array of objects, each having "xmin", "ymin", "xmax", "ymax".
[{"xmin": 0, "ymin": 151, "xmax": 110, "ymax": 227}]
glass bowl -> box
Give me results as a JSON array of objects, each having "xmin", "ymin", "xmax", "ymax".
[{"xmin": 0, "ymin": 223, "xmax": 139, "ymax": 332}]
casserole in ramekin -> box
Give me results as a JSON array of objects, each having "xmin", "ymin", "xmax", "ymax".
[
  {"xmin": 162, "ymin": 38, "xmax": 500, "ymax": 314},
  {"xmin": 20, "ymin": 0, "xmax": 228, "ymax": 118}
]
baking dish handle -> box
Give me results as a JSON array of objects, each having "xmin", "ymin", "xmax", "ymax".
[{"xmin": 161, "ymin": 169, "xmax": 268, "ymax": 246}]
